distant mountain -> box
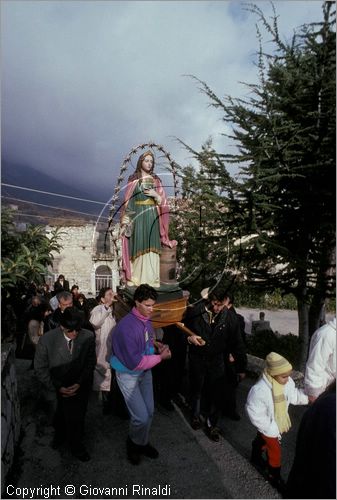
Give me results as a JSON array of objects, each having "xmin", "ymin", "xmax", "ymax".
[{"xmin": 1, "ymin": 160, "xmax": 112, "ymax": 221}]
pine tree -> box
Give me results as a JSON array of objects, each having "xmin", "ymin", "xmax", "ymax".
[
  {"xmin": 171, "ymin": 139, "xmax": 241, "ymax": 296},
  {"xmin": 178, "ymin": 2, "xmax": 336, "ymax": 369}
]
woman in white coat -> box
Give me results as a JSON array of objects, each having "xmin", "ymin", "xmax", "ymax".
[{"xmin": 90, "ymin": 287, "xmax": 117, "ymax": 413}]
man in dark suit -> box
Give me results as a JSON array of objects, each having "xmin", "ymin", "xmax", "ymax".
[
  {"xmin": 53, "ymin": 274, "xmax": 70, "ymax": 294},
  {"xmin": 34, "ymin": 307, "xmax": 96, "ymax": 461},
  {"xmin": 251, "ymin": 311, "xmax": 272, "ymax": 334},
  {"xmin": 221, "ymin": 294, "xmax": 246, "ymax": 421}
]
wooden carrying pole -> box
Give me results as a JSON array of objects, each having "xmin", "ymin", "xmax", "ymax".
[
  {"xmin": 114, "ymin": 294, "xmax": 205, "ymax": 345},
  {"xmin": 174, "ymin": 322, "xmax": 206, "ymax": 346},
  {"xmin": 174, "ymin": 321, "xmax": 196, "ymax": 337}
]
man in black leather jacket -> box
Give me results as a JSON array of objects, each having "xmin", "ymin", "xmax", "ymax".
[{"xmin": 186, "ymin": 285, "xmax": 247, "ymax": 441}]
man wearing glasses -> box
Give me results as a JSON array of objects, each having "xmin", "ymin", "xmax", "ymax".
[{"xmin": 35, "ymin": 307, "xmax": 96, "ymax": 461}]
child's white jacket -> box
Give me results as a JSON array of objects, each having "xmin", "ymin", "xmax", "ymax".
[{"xmin": 245, "ymin": 374, "xmax": 308, "ymax": 438}]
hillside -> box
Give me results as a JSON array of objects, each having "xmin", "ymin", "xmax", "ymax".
[{"xmin": 1, "ymin": 159, "xmax": 114, "ymax": 225}]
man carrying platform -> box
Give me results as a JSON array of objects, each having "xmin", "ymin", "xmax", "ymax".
[{"xmin": 185, "ymin": 284, "xmax": 247, "ymax": 441}]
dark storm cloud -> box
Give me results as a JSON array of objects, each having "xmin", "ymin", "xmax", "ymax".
[{"xmin": 2, "ymin": 0, "xmax": 323, "ymax": 199}]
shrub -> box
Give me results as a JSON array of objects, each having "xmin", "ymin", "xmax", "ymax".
[
  {"xmin": 235, "ymin": 285, "xmax": 297, "ymax": 310},
  {"xmin": 246, "ymin": 330, "xmax": 279, "ymax": 359},
  {"xmin": 326, "ymin": 297, "xmax": 336, "ymax": 313},
  {"xmin": 247, "ymin": 330, "xmax": 301, "ymax": 370},
  {"xmin": 277, "ymin": 334, "xmax": 301, "ymax": 368}
]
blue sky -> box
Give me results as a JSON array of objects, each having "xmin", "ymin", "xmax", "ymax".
[{"xmin": 1, "ymin": 1, "xmax": 324, "ymax": 199}]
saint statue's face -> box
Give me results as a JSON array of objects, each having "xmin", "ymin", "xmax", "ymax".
[{"xmin": 141, "ymin": 155, "xmax": 153, "ymax": 174}]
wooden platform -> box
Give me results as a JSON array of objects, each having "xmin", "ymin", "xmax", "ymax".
[
  {"xmin": 113, "ymin": 295, "xmax": 188, "ymax": 328},
  {"xmin": 151, "ymin": 297, "xmax": 188, "ymax": 328}
]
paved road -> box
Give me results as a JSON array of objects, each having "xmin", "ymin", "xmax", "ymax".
[
  {"xmin": 5, "ymin": 359, "xmax": 309, "ymax": 499},
  {"xmin": 237, "ymin": 307, "xmax": 334, "ymax": 336}
]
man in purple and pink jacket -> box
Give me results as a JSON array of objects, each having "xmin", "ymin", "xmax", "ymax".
[{"xmin": 111, "ymin": 284, "xmax": 171, "ymax": 465}]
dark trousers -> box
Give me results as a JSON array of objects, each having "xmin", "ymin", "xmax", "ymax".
[
  {"xmin": 53, "ymin": 387, "xmax": 89, "ymax": 452},
  {"xmin": 222, "ymin": 361, "xmax": 238, "ymax": 416},
  {"xmin": 154, "ymin": 326, "xmax": 187, "ymax": 404},
  {"xmin": 109, "ymin": 369, "xmax": 129, "ymax": 417},
  {"xmin": 188, "ymin": 354, "xmax": 206, "ymax": 418},
  {"xmin": 189, "ymin": 355, "xmax": 224, "ymax": 427},
  {"xmin": 202, "ymin": 375, "xmax": 226, "ymax": 427}
]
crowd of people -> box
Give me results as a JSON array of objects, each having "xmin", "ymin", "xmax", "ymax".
[{"xmin": 20, "ymin": 274, "xmax": 336, "ymax": 498}]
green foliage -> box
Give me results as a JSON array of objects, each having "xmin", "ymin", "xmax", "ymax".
[
  {"xmin": 177, "ymin": 3, "xmax": 336, "ymax": 369},
  {"xmin": 247, "ymin": 331, "xmax": 301, "ymax": 369},
  {"xmin": 326, "ymin": 297, "xmax": 336, "ymax": 313},
  {"xmin": 235, "ymin": 286, "xmax": 298, "ymax": 310},
  {"xmin": 264, "ymin": 291, "xmax": 297, "ymax": 311},
  {"xmin": 171, "ymin": 139, "xmax": 241, "ymax": 291},
  {"xmin": 1, "ymin": 208, "xmax": 63, "ymax": 297}
]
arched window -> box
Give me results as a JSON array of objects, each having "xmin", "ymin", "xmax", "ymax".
[{"xmin": 95, "ymin": 265, "xmax": 112, "ymax": 294}]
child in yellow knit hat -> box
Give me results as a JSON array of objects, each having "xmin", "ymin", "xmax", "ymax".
[{"xmin": 245, "ymin": 352, "xmax": 308, "ymax": 492}]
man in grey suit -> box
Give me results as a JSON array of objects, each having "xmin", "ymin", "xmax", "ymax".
[{"xmin": 35, "ymin": 307, "xmax": 96, "ymax": 461}]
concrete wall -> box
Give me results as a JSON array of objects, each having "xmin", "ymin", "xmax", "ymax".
[
  {"xmin": 1, "ymin": 343, "xmax": 21, "ymax": 493},
  {"xmin": 46, "ymin": 224, "xmax": 119, "ymax": 295}
]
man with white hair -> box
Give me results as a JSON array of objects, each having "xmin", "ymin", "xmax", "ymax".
[
  {"xmin": 304, "ymin": 317, "xmax": 336, "ymax": 402},
  {"xmin": 44, "ymin": 291, "xmax": 73, "ymax": 332}
]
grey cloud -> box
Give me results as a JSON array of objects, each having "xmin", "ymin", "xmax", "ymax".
[{"xmin": 2, "ymin": 0, "xmax": 322, "ymax": 198}]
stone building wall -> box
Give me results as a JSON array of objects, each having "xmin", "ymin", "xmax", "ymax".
[
  {"xmin": 1, "ymin": 343, "xmax": 21, "ymax": 493},
  {"xmin": 46, "ymin": 224, "xmax": 119, "ymax": 295}
]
